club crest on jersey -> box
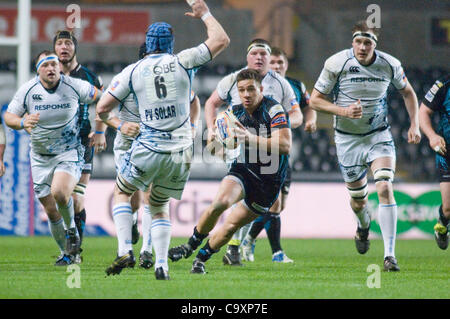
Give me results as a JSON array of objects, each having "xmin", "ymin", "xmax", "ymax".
[
  {"xmin": 349, "ymin": 66, "xmax": 360, "ymax": 73},
  {"xmin": 32, "ymin": 94, "xmax": 43, "ymax": 101},
  {"xmin": 111, "ymin": 81, "xmax": 120, "ymax": 91},
  {"xmin": 89, "ymin": 86, "xmax": 96, "ymax": 98}
]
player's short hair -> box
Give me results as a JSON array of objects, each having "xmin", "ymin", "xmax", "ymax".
[
  {"xmin": 138, "ymin": 42, "xmax": 147, "ymax": 59},
  {"xmin": 53, "ymin": 30, "xmax": 78, "ymax": 51},
  {"xmin": 270, "ymin": 47, "xmax": 287, "ymax": 59},
  {"xmin": 351, "ymin": 20, "xmax": 380, "ymax": 39},
  {"xmin": 236, "ymin": 68, "xmax": 263, "ymax": 84}
]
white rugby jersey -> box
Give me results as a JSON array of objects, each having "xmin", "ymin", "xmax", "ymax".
[
  {"xmin": 217, "ymin": 68, "xmax": 299, "ymax": 112},
  {"xmin": 107, "ymin": 43, "xmax": 211, "ymax": 153},
  {"xmin": 7, "ymin": 75, "xmax": 98, "ymax": 155},
  {"xmin": 314, "ymin": 48, "xmax": 407, "ymax": 135}
]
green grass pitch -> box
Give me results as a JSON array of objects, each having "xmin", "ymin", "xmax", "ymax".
[{"xmin": 0, "ymin": 236, "xmax": 448, "ymax": 299}]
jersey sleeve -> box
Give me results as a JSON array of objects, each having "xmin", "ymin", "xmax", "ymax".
[
  {"xmin": 280, "ymin": 76, "xmax": 299, "ymax": 112},
  {"xmin": 314, "ymin": 53, "xmax": 345, "ymax": 95},
  {"xmin": 177, "ymin": 43, "xmax": 212, "ymax": 70},
  {"xmin": 7, "ymin": 83, "xmax": 29, "ymax": 116},
  {"xmin": 422, "ymin": 79, "xmax": 447, "ymax": 112},
  {"xmin": 216, "ymin": 72, "xmax": 237, "ymax": 102},
  {"xmin": 72, "ymin": 77, "xmax": 100, "ymax": 105},
  {"xmin": 268, "ymin": 103, "xmax": 290, "ymax": 130},
  {"xmin": 391, "ymin": 64, "xmax": 408, "ymax": 90},
  {"xmin": 106, "ymin": 67, "xmax": 133, "ymax": 102}
]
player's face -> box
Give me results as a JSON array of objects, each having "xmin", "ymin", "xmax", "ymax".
[
  {"xmin": 237, "ymin": 79, "xmax": 263, "ymax": 109},
  {"xmin": 247, "ymin": 48, "xmax": 270, "ymax": 75},
  {"xmin": 352, "ymin": 36, "xmax": 376, "ymax": 65},
  {"xmin": 269, "ymin": 54, "xmax": 288, "ymax": 77},
  {"xmin": 38, "ymin": 56, "xmax": 61, "ymax": 87},
  {"xmin": 54, "ymin": 38, "xmax": 75, "ymax": 64}
]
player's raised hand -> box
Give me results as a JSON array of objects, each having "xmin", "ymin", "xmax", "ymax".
[
  {"xmin": 23, "ymin": 113, "xmax": 40, "ymax": 130},
  {"xmin": 120, "ymin": 122, "xmax": 140, "ymax": 138},
  {"xmin": 185, "ymin": 0, "xmax": 210, "ymax": 19},
  {"xmin": 407, "ymin": 125, "xmax": 421, "ymax": 145},
  {"xmin": 345, "ymin": 100, "xmax": 363, "ymax": 119}
]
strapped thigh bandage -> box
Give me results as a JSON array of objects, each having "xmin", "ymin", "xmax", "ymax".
[
  {"xmin": 347, "ymin": 183, "xmax": 368, "ymax": 200},
  {"xmin": 116, "ymin": 174, "xmax": 138, "ymax": 195},
  {"xmin": 373, "ymin": 168, "xmax": 395, "ymax": 183},
  {"xmin": 73, "ymin": 183, "xmax": 87, "ymax": 196},
  {"xmin": 148, "ymin": 187, "xmax": 170, "ymax": 217}
]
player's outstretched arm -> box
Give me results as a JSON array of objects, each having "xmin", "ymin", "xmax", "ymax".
[
  {"xmin": 185, "ymin": 0, "xmax": 230, "ymax": 58},
  {"xmin": 399, "ymin": 81, "xmax": 421, "ymax": 144},
  {"xmin": 419, "ymin": 103, "xmax": 446, "ymax": 156}
]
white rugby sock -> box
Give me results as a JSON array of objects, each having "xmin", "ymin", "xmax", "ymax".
[
  {"xmin": 48, "ymin": 218, "xmax": 66, "ymax": 254},
  {"xmin": 353, "ymin": 206, "xmax": 371, "ymax": 229},
  {"xmin": 238, "ymin": 222, "xmax": 253, "ymax": 243},
  {"xmin": 57, "ymin": 197, "xmax": 75, "ymax": 230},
  {"xmin": 378, "ymin": 204, "xmax": 397, "ymax": 258},
  {"xmin": 140, "ymin": 205, "xmax": 153, "ymax": 254},
  {"xmin": 113, "ymin": 202, "xmax": 133, "ymax": 256},
  {"xmin": 151, "ymin": 218, "xmax": 171, "ymax": 272}
]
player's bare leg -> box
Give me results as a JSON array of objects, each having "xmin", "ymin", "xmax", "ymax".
[
  {"xmin": 346, "ymin": 175, "xmax": 371, "ymax": 255},
  {"xmin": 434, "ymin": 182, "xmax": 450, "ymax": 249},
  {"xmin": 192, "ymin": 202, "xmax": 258, "ymax": 274},
  {"xmin": 51, "ymin": 171, "xmax": 80, "ymax": 258},
  {"xmin": 169, "ymin": 177, "xmax": 244, "ymax": 262}
]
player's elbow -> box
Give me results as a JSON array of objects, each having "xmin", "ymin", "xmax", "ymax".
[{"xmin": 3, "ymin": 112, "xmax": 16, "ymax": 129}]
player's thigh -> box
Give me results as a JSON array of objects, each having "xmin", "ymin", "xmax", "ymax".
[
  {"xmin": 52, "ymin": 171, "xmax": 78, "ymax": 199},
  {"xmin": 227, "ymin": 201, "xmax": 260, "ymax": 229},
  {"xmin": 214, "ymin": 176, "xmax": 245, "ymax": 208}
]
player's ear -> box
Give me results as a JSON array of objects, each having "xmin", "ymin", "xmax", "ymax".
[{"xmin": 259, "ymin": 85, "xmax": 264, "ymax": 93}]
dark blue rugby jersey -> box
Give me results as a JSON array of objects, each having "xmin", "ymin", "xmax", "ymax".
[
  {"xmin": 285, "ymin": 76, "xmax": 310, "ymax": 110},
  {"xmin": 422, "ymin": 75, "xmax": 450, "ymax": 146},
  {"xmin": 69, "ymin": 64, "xmax": 103, "ymax": 135},
  {"xmin": 230, "ymin": 96, "xmax": 290, "ymax": 182}
]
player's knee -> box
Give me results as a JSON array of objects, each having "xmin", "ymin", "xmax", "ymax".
[
  {"xmin": 375, "ymin": 180, "xmax": 393, "ymax": 200},
  {"xmin": 210, "ymin": 199, "xmax": 230, "ymax": 217},
  {"xmin": 149, "ymin": 189, "xmax": 170, "ymax": 218},
  {"xmin": 52, "ymin": 190, "xmax": 71, "ymax": 205},
  {"xmin": 350, "ymin": 197, "xmax": 368, "ymax": 211}
]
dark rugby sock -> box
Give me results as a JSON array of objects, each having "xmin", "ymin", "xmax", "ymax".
[
  {"xmin": 196, "ymin": 240, "xmax": 219, "ymax": 262},
  {"xmin": 188, "ymin": 226, "xmax": 208, "ymax": 250},
  {"xmin": 265, "ymin": 214, "xmax": 282, "ymax": 254},
  {"xmin": 74, "ymin": 209, "xmax": 86, "ymax": 245}
]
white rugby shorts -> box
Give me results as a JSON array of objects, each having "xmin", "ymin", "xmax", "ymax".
[
  {"xmin": 118, "ymin": 141, "xmax": 192, "ymax": 200},
  {"xmin": 30, "ymin": 147, "xmax": 84, "ymax": 198},
  {"xmin": 335, "ymin": 128, "xmax": 396, "ymax": 183}
]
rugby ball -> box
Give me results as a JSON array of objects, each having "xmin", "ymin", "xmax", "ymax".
[{"xmin": 215, "ymin": 110, "xmax": 239, "ymax": 150}]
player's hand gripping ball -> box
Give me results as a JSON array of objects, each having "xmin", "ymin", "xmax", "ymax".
[{"xmin": 215, "ymin": 110, "xmax": 240, "ymax": 150}]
